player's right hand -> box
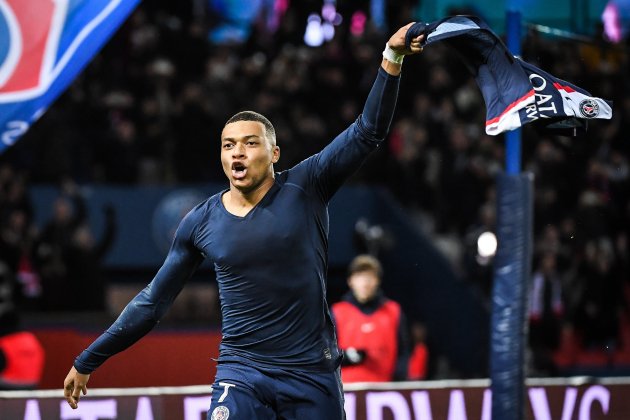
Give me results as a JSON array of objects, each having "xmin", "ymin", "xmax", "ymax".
[
  {"xmin": 388, "ymin": 22, "xmax": 424, "ymax": 55},
  {"xmin": 64, "ymin": 366, "xmax": 90, "ymax": 409}
]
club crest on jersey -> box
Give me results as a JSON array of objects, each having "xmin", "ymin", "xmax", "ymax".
[
  {"xmin": 579, "ymin": 99, "xmax": 600, "ymax": 118},
  {"xmin": 211, "ymin": 405, "xmax": 230, "ymax": 420}
]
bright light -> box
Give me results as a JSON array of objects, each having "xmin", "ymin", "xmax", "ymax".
[
  {"xmin": 477, "ymin": 231, "xmax": 497, "ymax": 258},
  {"xmin": 304, "ymin": 14, "xmax": 324, "ymax": 47},
  {"xmin": 322, "ymin": 22, "xmax": 335, "ymax": 41},
  {"xmin": 350, "ymin": 11, "xmax": 367, "ymax": 36}
]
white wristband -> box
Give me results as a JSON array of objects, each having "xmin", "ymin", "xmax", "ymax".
[{"xmin": 382, "ymin": 43, "xmax": 404, "ymax": 64}]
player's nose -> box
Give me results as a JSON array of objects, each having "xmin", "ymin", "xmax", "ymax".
[{"xmin": 232, "ymin": 143, "xmax": 245, "ymax": 157}]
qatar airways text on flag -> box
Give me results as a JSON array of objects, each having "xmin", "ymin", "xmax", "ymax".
[{"xmin": 0, "ymin": 0, "xmax": 141, "ymax": 153}]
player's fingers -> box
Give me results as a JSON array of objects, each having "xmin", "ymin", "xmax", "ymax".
[
  {"xmin": 71, "ymin": 382, "xmax": 85, "ymax": 405},
  {"xmin": 72, "ymin": 385, "xmax": 82, "ymax": 399},
  {"xmin": 409, "ymin": 42, "xmax": 423, "ymax": 53},
  {"xmin": 407, "ymin": 34, "xmax": 424, "ymax": 53},
  {"xmin": 63, "ymin": 381, "xmax": 72, "ymax": 397},
  {"xmin": 64, "ymin": 383, "xmax": 78, "ymax": 409}
]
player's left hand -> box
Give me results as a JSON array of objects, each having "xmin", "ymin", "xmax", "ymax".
[
  {"xmin": 64, "ymin": 366, "xmax": 90, "ymax": 409},
  {"xmin": 388, "ymin": 22, "xmax": 424, "ymax": 55}
]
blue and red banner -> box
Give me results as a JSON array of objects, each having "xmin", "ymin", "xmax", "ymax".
[{"xmin": 0, "ymin": 0, "xmax": 141, "ymax": 153}]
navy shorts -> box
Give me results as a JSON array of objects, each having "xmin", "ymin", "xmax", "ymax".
[{"xmin": 207, "ymin": 362, "xmax": 345, "ymax": 420}]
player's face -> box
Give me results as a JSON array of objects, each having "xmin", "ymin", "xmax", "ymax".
[
  {"xmin": 348, "ymin": 271, "xmax": 380, "ymax": 304},
  {"xmin": 221, "ymin": 120, "xmax": 279, "ymax": 194}
]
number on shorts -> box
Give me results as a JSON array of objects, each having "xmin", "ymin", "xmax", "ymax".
[{"xmin": 217, "ymin": 382, "xmax": 235, "ymax": 403}]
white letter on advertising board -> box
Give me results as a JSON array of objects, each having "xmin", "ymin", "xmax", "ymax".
[
  {"xmin": 344, "ymin": 392, "xmax": 357, "ymax": 420},
  {"xmin": 410, "ymin": 391, "xmax": 433, "ymax": 420},
  {"xmin": 579, "ymin": 385, "xmax": 610, "ymax": 420},
  {"xmin": 366, "ymin": 391, "xmax": 411, "ymax": 420},
  {"xmin": 560, "ymin": 387, "xmax": 578, "ymax": 420},
  {"xmin": 23, "ymin": 400, "xmax": 41, "ymax": 420},
  {"xmin": 183, "ymin": 396, "xmax": 212, "ymax": 420},
  {"xmin": 135, "ymin": 396, "xmax": 154, "ymax": 420},
  {"xmin": 60, "ymin": 399, "xmax": 117, "ymax": 420},
  {"xmin": 481, "ymin": 389, "xmax": 491, "ymax": 420},
  {"xmin": 447, "ymin": 390, "xmax": 467, "ymax": 420},
  {"xmin": 529, "ymin": 387, "xmax": 552, "ymax": 420}
]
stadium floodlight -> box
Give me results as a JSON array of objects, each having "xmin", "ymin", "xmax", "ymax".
[{"xmin": 476, "ymin": 231, "xmax": 498, "ymax": 266}]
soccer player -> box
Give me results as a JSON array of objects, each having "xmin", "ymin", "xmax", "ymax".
[
  {"xmin": 63, "ymin": 23, "xmax": 424, "ymax": 419},
  {"xmin": 332, "ymin": 254, "xmax": 411, "ymax": 383}
]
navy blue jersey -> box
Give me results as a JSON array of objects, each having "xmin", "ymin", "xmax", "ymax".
[{"xmin": 74, "ymin": 67, "xmax": 400, "ymax": 374}]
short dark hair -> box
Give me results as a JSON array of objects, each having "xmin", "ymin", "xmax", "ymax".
[
  {"xmin": 225, "ymin": 111, "xmax": 276, "ymax": 145},
  {"xmin": 348, "ymin": 254, "xmax": 383, "ymax": 279}
]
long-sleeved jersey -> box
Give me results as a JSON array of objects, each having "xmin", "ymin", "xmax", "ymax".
[{"xmin": 74, "ymin": 67, "xmax": 400, "ymax": 374}]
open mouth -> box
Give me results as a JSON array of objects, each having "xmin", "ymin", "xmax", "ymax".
[{"xmin": 231, "ymin": 162, "xmax": 247, "ymax": 179}]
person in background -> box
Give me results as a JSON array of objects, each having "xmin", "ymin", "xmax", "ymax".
[
  {"xmin": 332, "ymin": 254, "xmax": 411, "ymax": 382},
  {"xmin": 35, "ymin": 181, "xmax": 117, "ymax": 311},
  {"xmin": 0, "ymin": 262, "xmax": 45, "ymax": 390},
  {"xmin": 528, "ymin": 252, "xmax": 564, "ymax": 375},
  {"xmin": 408, "ymin": 321, "xmax": 429, "ymax": 380},
  {"xmin": 35, "ymin": 183, "xmax": 87, "ymax": 310},
  {"xmin": 64, "ymin": 204, "xmax": 117, "ymax": 312}
]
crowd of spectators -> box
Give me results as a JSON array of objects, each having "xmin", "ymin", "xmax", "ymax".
[
  {"xmin": 0, "ymin": 172, "xmax": 116, "ymax": 313},
  {"xmin": 1, "ymin": 2, "xmax": 629, "ymax": 376}
]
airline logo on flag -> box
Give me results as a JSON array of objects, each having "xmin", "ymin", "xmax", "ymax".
[
  {"xmin": 405, "ymin": 16, "xmax": 613, "ymax": 136},
  {"xmin": 0, "ymin": 0, "xmax": 140, "ymax": 152}
]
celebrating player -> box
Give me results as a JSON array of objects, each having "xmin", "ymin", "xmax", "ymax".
[{"xmin": 63, "ymin": 23, "xmax": 424, "ymax": 419}]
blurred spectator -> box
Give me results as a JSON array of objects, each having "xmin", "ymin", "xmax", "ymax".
[
  {"xmin": 0, "ymin": 165, "xmax": 41, "ymax": 308},
  {"xmin": 386, "ymin": 118, "xmax": 438, "ymax": 215},
  {"xmin": 35, "ymin": 186, "xmax": 86, "ymax": 311},
  {"xmin": 34, "ymin": 182, "xmax": 117, "ymax": 311},
  {"xmin": 0, "ymin": 262, "xmax": 45, "ymax": 390},
  {"xmin": 574, "ymin": 237, "xmax": 624, "ymax": 349},
  {"xmin": 407, "ymin": 321, "xmax": 429, "ymax": 381},
  {"xmin": 332, "ymin": 255, "xmax": 410, "ymax": 382},
  {"xmin": 64, "ymin": 205, "xmax": 117, "ymax": 312},
  {"xmin": 528, "ymin": 252, "xmax": 564, "ymax": 375}
]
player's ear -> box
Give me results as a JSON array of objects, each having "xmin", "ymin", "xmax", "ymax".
[{"xmin": 272, "ymin": 146, "xmax": 280, "ymax": 163}]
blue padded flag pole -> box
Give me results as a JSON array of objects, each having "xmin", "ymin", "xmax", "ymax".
[
  {"xmin": 505, "ymin": 9, "xmax": 523, "ymax": 175},
  {"xmin": 490, "ymin": 5, "xmax": 532, "ymax": 420},
  {"xmin": 490, "ymin": 172, "xmax": 532, "ymax": 420}
]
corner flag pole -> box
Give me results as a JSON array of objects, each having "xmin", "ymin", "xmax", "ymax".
[
  {"xmin": 490, "ymin": 5, "xmax": 533, "ymax": 420},
  {"xmin": 505, "ymin": 9, "xmax": 522, "ymax": 175}
]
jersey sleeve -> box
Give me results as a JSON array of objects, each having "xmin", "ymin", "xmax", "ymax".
[
  {"xmin": 310, "ymin": 67, "xmax": 400, "ymax": 201},
  {"xmin": 73, "ymin": 208, "xmax": 205, "ymax": 374}
]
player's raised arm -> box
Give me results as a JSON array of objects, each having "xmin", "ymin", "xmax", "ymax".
[
  {"xmin": 310, "ymin": 23, "xmax": 424, "ymax": 200},
  {"xmin": 380, "ymin": 22, "xmax": 424, "ymax": 76},
  {"xmin": 62, "ymin": 208, "xmax": 205, "ymax": 409}
]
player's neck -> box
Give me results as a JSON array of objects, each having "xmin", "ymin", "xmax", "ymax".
[{"xmin": 224, "ymin": 177, "xmax": 275, "ymax": 216}]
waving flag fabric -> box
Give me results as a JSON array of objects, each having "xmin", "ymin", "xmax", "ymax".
[
  {"xmin": 406, "ymin": 16, "xmax": 613, "ymax": 136},
  {"xmin": 0, "ymin": 0, "xmax": 141, "ymax": 153}
]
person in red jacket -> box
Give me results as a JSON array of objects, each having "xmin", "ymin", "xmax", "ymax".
[{"xmin": 332, "ymin": 254, "xmax": 410, "ymax": 383}]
